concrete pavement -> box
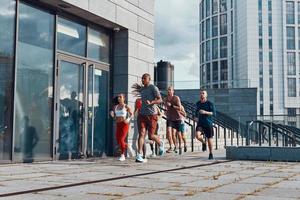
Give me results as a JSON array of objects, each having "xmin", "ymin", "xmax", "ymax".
[{"xmin": 0, "ymin": 150, "xmax": 300, "ymax": 199}]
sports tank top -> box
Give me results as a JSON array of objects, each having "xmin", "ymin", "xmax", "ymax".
[{"xmin": 115, "ymin": 105, "xmax": 127, "ymax": 117}]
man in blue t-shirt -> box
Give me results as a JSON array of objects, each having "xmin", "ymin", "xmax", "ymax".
[{"xmin": 195, "ymin": 89, "xmax": 215, "ymax": 159}]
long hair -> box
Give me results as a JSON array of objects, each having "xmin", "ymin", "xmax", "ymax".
[{"xmin": 131, "ymin": 83, "xmax": 143, "ymax": 97}]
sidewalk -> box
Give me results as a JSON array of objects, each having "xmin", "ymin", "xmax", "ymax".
[{"xmin": 0, "ymin": 150, "xmax": 299, "ymax": 199}]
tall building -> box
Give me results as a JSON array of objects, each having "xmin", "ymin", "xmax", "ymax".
[
  {"xmin": 199, "ymin": 0, "xmax": 300, "ymax": 118},
  {"xmin": 0, "ymin": 0, "xmax": 154, "ymax": 162}
]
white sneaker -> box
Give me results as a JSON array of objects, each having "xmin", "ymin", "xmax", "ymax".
[
  {"xmin": 143, "ymin": 158, "xmax": 148, "ymax": 163},
  {"xmin": 118, "ymin": 154, "xmax": 125, "ymax": 161}
]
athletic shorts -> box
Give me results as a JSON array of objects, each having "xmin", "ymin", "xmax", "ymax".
[
  {"xmin": 179, "ymin": 122, "xmax": 185, "ymax": 133},
  {"xmin": 138, "ymin": 114, "xmax": 158, "ymax": 136},
  {"xmin": 166, "ymin": 120, "xmax": 181, "ymax": 131},
  {"xmin": 196, "ymin": 125, "xmax": 214, "ymax": 139}
]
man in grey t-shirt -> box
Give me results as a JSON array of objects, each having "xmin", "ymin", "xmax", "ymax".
[{"xmin": 136, "ymin": 73, "xmax": 165, "ymax": 163}]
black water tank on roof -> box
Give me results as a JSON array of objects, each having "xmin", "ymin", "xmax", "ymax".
[{"xmin": 155, "ymin": 60, "xmax": 174, "ymax": 91}]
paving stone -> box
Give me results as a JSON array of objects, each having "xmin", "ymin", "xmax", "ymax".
[
  {"xmin": 213, "ymin": 183, "xmax": 266, "ymax": 195},
  {"xmin": 254, "ymin": 187, "xmax": 300, "ymax": 199}
]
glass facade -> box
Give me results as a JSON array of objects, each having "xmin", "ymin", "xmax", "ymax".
[
  {"xmin": 0, "ymin": 1, "xmax": 112, "ymax": 162},
  {"xmin": 200, "ymin": 0, "xmax": 230, "ymax": 88},
  {"xmin": 0, "ymin": 0, "xmax": 15, "ymax": 161},
  {"xmin": 14, "ymin": 3, "xmax": 54, "ymax": 162}
]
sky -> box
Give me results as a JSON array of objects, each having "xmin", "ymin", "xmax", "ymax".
[{"xmin": 154, "ymin": 0, "xmax": 199, "ymax": 89}]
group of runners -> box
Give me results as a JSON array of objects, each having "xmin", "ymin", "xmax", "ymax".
[{"xmin": 110, "ymin": 73, "xmax": 215, "ymax": 163}]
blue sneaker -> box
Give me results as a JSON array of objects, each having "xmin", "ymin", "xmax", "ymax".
[
  {"xmin": 158, "ymin": 141, "xmax": 165, "ymax": 156},
  {"xmin": 135, "ymin": 154, "xmax": 144, "ymax": 163}
]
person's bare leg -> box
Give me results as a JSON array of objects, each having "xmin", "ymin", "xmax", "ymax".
[
  {"xmin": 172, "ymin": 128, "xmax": 177, "ymax": 149},
  {"xmin": 208, "ymin": 138, "xmax": 213, "ymax": 154},
  {"xmin": 166, "ymin": 126, "xmax": 173, "ymax": 149},
  {"xmin": 138, "ymin": 128, "xmax": 146, "ymax": 154},
  {"xmin": 195, "ymin": 131, "xmax": 205, "ymax": 144}
]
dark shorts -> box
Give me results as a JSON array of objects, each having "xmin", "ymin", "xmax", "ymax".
[
  {"xmin": 196, "ymin": 125, "xmax": 214, "ymax": 139},
  {"xmin": 138, "ymin": 114, "xmax": 158, "ymax": 136},
  {"xmin": 167, "ymin": 120, "xmax": 181, "ymax": 131}
]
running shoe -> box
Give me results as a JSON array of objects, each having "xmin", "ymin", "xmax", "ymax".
[
  {"xmin": 166, "ymin": 147, "xmax": 173, "ymax": 153},
  {"xmin": 208, "ymin": 153, "xmax": 213, "ymax": 160},
  {"xmin": 202, "ymin": 143, "xmax": 207, "ymax": 152},
  {"xmin": 184, "ymin": 146, "xmax": 187, "ymax": 152},
  {"xmin": 135, "ymin": 154, "xmax": 144, "ymax": 163},
  {"xmin": 118, "ymin": 154, "xmax": 125, "ymax": 161},
  {"xmin": 158, "ymin": 141, "xmax": 165, "ymax": 156},
  {"xmin": 143, "ymin": 158, "xmax": 148, "ymax": 163},
  {"xmin": 174, "ymin": 147, "xmax": 178, "ymax": 154}
]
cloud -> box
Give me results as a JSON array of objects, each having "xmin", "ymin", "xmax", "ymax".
[{"xmin": 155, "ymin": 0, "xmax": 199, "ymax": 86}]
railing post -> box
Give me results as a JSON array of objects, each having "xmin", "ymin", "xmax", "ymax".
[
  {"xmin": 215, "ymin": 126, "xmax": 218, "ymax": 150},
  {"xmin": 231, "ymin": 128, "xmax": 233, "ymax": 145},
  {"xmin": 224, "ymin": 127, "xmax": 226, "ymax": 147},
  {"xmin": 268, "ymin": 126, "xmax": 271, "ymax": 146},
  {"xmin": 192, "ymin": 120, "xmax": 195, "ymax": 152}
]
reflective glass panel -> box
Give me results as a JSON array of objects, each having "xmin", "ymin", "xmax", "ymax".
[
  {"xmin": 0, "ymin": 0, "xmax": 15, "ymax": 160},
  {"xmin": 15, "ymin": 3, "xmax": 54, "ymax": 162},
  {"xmin": 88, "ymin": 67, "xmax": 109, "ymax": 156},
  {"xmin": 57, "ymin": 17, "xmax": 86, "ymax": 56},
  {"xmin": 88, "ymin": 28, "xmax": 110, "ymax": 63},
  {"xmin": 58, "ymin": 61, "xmax": 84, "ymax": 159}
]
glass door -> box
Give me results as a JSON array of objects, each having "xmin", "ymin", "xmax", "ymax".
[
  {"xmin": 55, "ymin": 55, "xmax": 85, "ymax": 160},
  {"xmin": 55, "ymin": 54, "xmax": 110, "ymax": 159},
  {"xmin": 87, "ymin": 64, "xmax": 109, "ymax": 157}
]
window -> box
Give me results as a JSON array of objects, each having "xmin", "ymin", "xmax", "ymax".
[
  {"xmin": 269, "ymin": 77, "xmax": 273, "ymax": 88},
  {"xmin": 269, "ymin": 39, "xmax": 272, "ymax": 49},
  {"xmin": 259, "ymin": 39, "xmax": 263, "ymax": 49},
  {"xmin": 258, "ymin": 0, "xmax": 262, "ymax": 11},
  {"xmin": 220, "ymin": 14, "xmax": 227, "ymax": 35},
  {"xmin": 298, "ymin": 2, "xmax": 300, "ymax": 24},
  {"xmin": 206, "ymin": 19, "xmax": 211, "ymax": 38},
  {"xmin": 202, "ymin": 44, "xmax": 205, "ymax": 62},
  {"xmin": 286, "ymin": 27, "xmax": 295, "ymax": 50},
  {"xmin": 87, "ymin": 28, "xmax": 110, "ymax": 63},
  {"xmin": 258, "ymin": 12, "xmax": 262, "ymax": 24},
  {"xmin": 213, "ymin": 62, "xmax": 218, "ymax": 82},
  {"xmin": 201, "ymin": 1, "xmax": 205, "ymax": 20},
  {"xmin": 268, "ymin": 26, "xmax": 272, "ymax": 37},
  {"xmin": 287, "ymin": 108, "xmax": 296, "ymax": 116},
  {"xmin": 259, "ymin": 51, "xmax": 263, "ymax": 63},
  {"xmin": 201, "ymin": 65, "xmax": 206, "ymax": 85},
  {"xmin": 286, "ymin": 1, "xmax": 295, "ymax": 24},
  {"xmin": 220, "ymin": 37, "xmax": 227, "ymax": 58},
  {"xmin": 15, "ymin": 2, "xmax": 54, "ymax": 161},
  {"xmin": 212, "ymin": 0, "xmax": 218, "ymax": 14},
  {"xmin": 268, "ymin": 13, "xmax": 272, "ymax": 24},
  {"xmin": 212, "ymin": 38, "xmax": 218, "ymax": 59},
  {"xmin": 220, "ymin": 60, "xmax": 228, "ymax": 81},
  {"xmin": 57, "ymin": 17, "xmax": 86, "ymax": 56},
  {"xmin": 270, "ymin": 104, "xmax": 273, "ymax": 115},
  {"xmin": 0, "ymin": 0, "xmax": 15, "ymax": 160},
  {"xmin": 200, "ymin": 1, "xmax": 204, "ymax": 21},
  {"xmin": 206, "ymin": 0, "xmax": 210, "ymax": 17},
  {"xmin": 269, "ymin": 52, "xmax": 273, "ymax": 63},
  {"xmin": 206, "ymin": 40, "xmax": 211, "ymax": 61},
  {"xmin": 231, "ymin": 34, "xmax": 233, "ymax": 56},
  {"xmin": 288, "ymin": 78, "xmax": 296, "ymax": 97},
  {"xmin": 212, "ymin": 16, "xmax": 218, "ymax": 37},
  {"xmin": 206, "ymin": 63, "xmax": 211, "ymax": 82},
  {"xmin": 260, "ymin": 104, "xmax": 264, "ymax": 116},
  {"xmin": 298, "ymin": 28, "xmax": 300, "ymax": 49},
  {"xmin": 259, "ymin": 26, "xmax": 262, "ymax": 36},
  {"xmin": 201, "ymin": 22, "xmax": 205, "ymax": 41},
  {"xmin": 220, "ymin": 0, "xmax": 227, "ymax": 12},
  {"xmin": 287, "ymin": 52, "xmax": 296, "ymax": 75},
  {"xmin": 259, "ymin": 77, "xmax": 263, "ymax": 88},
  {"xmin": 231, "ymin": 10, "xmax": 233, "ymax": 32},
  {"xmin": 268, "ymin": 0, "xmax": 272, "ymax": 12}
]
